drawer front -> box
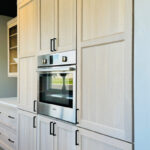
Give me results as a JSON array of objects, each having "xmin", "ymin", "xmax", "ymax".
[
  {"xmin": 0, "ymin": 107, "xmax": 17, "ymax": 131},
  {"xmin": 0, "ymin": 126, "xmax": 16, "ymax": 150}
]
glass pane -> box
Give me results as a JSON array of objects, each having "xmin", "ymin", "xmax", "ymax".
[{"xmin": 40, "ymin": 72, "xmax": 73, "ymax": 108}]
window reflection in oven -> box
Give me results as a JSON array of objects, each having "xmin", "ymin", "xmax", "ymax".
[{"xmin": 40, "ymin": 72, "xmax": 73, "ymax": 108}]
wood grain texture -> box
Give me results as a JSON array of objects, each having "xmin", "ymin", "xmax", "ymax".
[
  {"xmin": 18, "ymin": 0, "xmax": 37, "ymax": 58},
  {"xmin": 77, "ymin": 128, "xmax": 132, "ymax": 150},
  {"xmin": 19, "ymin": 57, "xmax": 37, "ymax": 113},
  {"xmin": 77, "ymin": 0, "xmax": 133, "ymax": 142},
  {"xmin": 56, "ymin": 0, "xmax": 76, "ymax": 52},
  {"xmin": 17, "ymin": 110, "xmax": 37, "ymax": 150}
]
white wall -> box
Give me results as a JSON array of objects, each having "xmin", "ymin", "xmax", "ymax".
[
  {"xmin": 134, "ymin": 0, "xmax": 150, "ymax": 150},
  {"xmin": 0, "ymin": 15, "xmax": 17, "ymax": 98}
]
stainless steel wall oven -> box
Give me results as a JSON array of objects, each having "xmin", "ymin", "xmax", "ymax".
[{"xmin": 37, "ymin": 51, "xmax": 76, "ymax": 123}]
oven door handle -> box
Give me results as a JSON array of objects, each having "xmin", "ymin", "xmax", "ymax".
[{"xmin": 37, "ymin": 66, "xmax": 76, "ymax": 72}]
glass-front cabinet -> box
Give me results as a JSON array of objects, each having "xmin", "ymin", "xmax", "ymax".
[{"xmin": 7, "ymin": 17, "xmax": 18, "ymax": 77}]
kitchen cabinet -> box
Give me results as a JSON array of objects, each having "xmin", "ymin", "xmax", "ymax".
[
  {"xmin": 7, "ymin": 17, "xmax": 18, "ymax": 77},
  {"xmin": 18, "ymin": 0, "xmax": 37, "ymax": 58},
  {"xmin": 37, "ymin": 115, "xmax": 77, "ymax": 150},
  {"xmin": 38, "ymin": 0, "xmax": 76, "ymax": 55},
  {"xmin": 17, "ymin": 110, "xmax": 37, "ymax": 150},
  {"xmin": 19, "ymin": 57, "xmax": 37, "ymax": 113},
  {"xmin": 77, "ymin": 128, "xmax": 133, "ymax": 150},
  {"xmin": 37, "ymin": 116, "xmax": 54, "ymax": 150},
  {"xmin": 77, "ymin": 0, "xmax": 133, "ymax": 142}
]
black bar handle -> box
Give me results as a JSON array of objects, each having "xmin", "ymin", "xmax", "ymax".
[
  {"xmin": 75, "ymin": 130, "xmax": 79, "ymax": 146},
  {"xmin": 8, "ymin": 116, "xmax": 15, "ymax": 119},
  {"xmin": 50, "ymin": 122, "xmax": 53, "ymax": 135},
  {"xmin": 8, "ymin": 138, "xmax": 15, "ymax": 144},
  {"xmin": 53, "ymin": 38, "xmax": 56, "ymax": 51},
  {"xmin": 50, "ymin": 39, "xmax": 53, "ymax": 52},
  {"xmin": 76, "ymin": 109, "xmax": 79, "ymax": 124},
  {"xmin": 33, "ymin": 100, "xmax": 37, "ymax": 112},
  {"xmin": 33, "ymin": 116, "xmax": 36, "ymax": 128},
  {"xmin": 53, "ymin": 122, "xmax": 56, "ymax": 136}
]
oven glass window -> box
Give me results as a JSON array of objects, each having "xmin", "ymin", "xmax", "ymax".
[{"xmin": 40, "ymin": 72, "xmax": 74, "ymax": 108}]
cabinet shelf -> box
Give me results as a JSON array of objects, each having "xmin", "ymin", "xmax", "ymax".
[
  {"xmin": 9, "ymin": 33, "xmax": 17, "ymax": 38},
  {"xmin": 9, "ymin": 46, "xmax": 17, "ymax": 50}
]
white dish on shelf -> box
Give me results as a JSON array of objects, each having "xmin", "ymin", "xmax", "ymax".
[{"xmin": 13, "ymin": 58, "xmax": 18, "ymax": 64}]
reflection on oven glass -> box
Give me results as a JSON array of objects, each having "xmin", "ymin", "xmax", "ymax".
[{"xmin": 40, "ymin": 73, "xmax": 73, "ymax": 108}]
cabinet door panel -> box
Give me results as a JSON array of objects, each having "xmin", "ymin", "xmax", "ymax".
[
  {"xmin": 56, "ymin": 0, "xmax": 76, "ymax": 52},
  {"xmin": 77, "ymin": 0, "xmax": 133, "ymax": 143},
  {"xmin": 54, "ymin": 121, "xmax": 77, "ymax": 150},
  {"xmin": 78, "ymin": 42, "xmax": 132, "ymax": 142},
  {"xmin": 78, "ymin": 128, "xmax": 132, "ymax": 150},
  {"xmin": 37, "ymin": 116, "xmax": 54, "ymax": 150},
  {"xmin": 18, "ymin": 0, "xmax": 37, "ymax": 57},
  {"xmin": 39, "ymin": 0, "xmax": 55, "ymax": 54},
  {"xmin": 81, "ymin": 0, "xmax": 125, "ymax": 41},
  {"xmin": 19, "ymin": 57, "xmax": 37, "ymax": 113},
  {"xmin": 17, "ymin": 110, "xmax": 36, "ymax": 150}
]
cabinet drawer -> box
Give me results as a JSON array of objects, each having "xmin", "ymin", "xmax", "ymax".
[
  {"xmin": 0, "ymin": 126, "xmax": 16, "ymax": 150},
  {"xmin": 0, "ymin": 107, "xmax": 17, "ymax": 131}
]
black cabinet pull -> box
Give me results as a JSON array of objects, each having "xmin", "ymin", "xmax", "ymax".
[
  {"xmin": 50, "ymin": 122, "xmax": 53, "ymax": 135},
  {"xmin": 50, "ymin": 39, "xmax": 53, "ymax": 52},
  {"xmin": 53, "ymin": 122, "xmax": 56, "ymax": 136},
  {"xmin": 76, "ymin": 109, "xmax": 79, "ymax": 124},
  {"xmin": 75, "ymin": 130, "xmax": 79, "ymax": 146},
  {"xmin": 53, "ymin": 38, "xmax": 56, "ymax": 51},
  {"xmin": 8, "ymin": 138, "xmax": 15, "ymax": 144},
  {"xmin": 8, "ymin": 116, "xmax": 15, "ymax": 119},
  {"xmin": 33, "ymin": 116, "xmax": 36, "ymax": 128},
  {"xmin": 33, "ymin": 100, "xmax": 37, "ymax": 112}
]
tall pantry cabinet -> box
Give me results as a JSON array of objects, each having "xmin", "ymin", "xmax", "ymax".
[
  {"xmin": 77, "ymin": 0, "xmax": 133, "ymax": 145},
  {"xmin": 17, "ymin": 0, "xmax": 38, "ymax": 113},
  {"xmin": 17, "ymin": 0, "xmax": 38, "ymax": 150}
]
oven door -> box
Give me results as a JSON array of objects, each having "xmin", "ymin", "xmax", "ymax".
[{"xmin": 37, "ymin": 65, "xmax": 76, "ymax": 123}]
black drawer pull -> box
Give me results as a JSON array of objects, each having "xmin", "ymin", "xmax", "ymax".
[
  {"xmin": 75, "ymin": 130, "xmax": 79, "ymax": 146},
  {"xmin": 8, "ymin": 138, "xmax": 15, "ymax": 144},
  {"xmin": 8, "ymin": 116, "xmax": 15, "ymax": 119},
  {"xmin": 53, "ymin": 38, "xmax": 56, "ymax": 51},
  {"xmin": 33, "ymin": 100, "xmax": 37, "ymax": 112},
  {"xmin": 33, "ymin": 116, "xmax": 36, "ymax": 128},
  {"xmin": 50, "ymin": 122, "xmax": 53, "ymax": 135},
  {"xmin": 53, "ymin": 122, "xmax": 56, "ymax": 136}
]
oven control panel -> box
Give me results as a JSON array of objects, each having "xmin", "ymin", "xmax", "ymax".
[{"xmin": 38, "ymin": 50, "xmax": 76, "ymax": 67}]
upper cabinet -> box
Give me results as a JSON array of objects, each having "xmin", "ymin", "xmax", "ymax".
[
  {"xmin": 18, "ymin": 0, "xmax": 37, "ymax": 58},
  {"xmin": 77, "ymin": 0, "xmax": 133, "ymax": 142},
  {"xmin": 7, "ymin": 18, "xmax": 18, "ymax": 77},
  {"xmin": 38, "ymin": 0, "xmax": 76, "ymax": 55}
]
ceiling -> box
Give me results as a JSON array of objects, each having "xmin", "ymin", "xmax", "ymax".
[{"xmin": 0, "ymin": 0, "xmax": 17, "ymax": 17}]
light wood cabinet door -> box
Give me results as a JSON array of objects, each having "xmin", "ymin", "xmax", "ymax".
[
  {"xmin": 37, "ymin": 115, "xmax": 54, "ymax": 150},
  {"xmin": 55, "ymin": 0, "xmax": 76, "ymax": 53},
  {"xmin": 38, "ymin": 0, "xmax": 76, "ymax": 55},
  {"xmin": 18, "ymin": 0, "xmax": 37, "ymax": 58},
  {"xmin": 38, "ymin": 0, "xmax": 56, "ymax": 55},
  {"xmin": 54, "ymin": 120, "xmax": 77, "ymax": 150},
  {"xmin": 77, "ymin": 128, "xmax": 133, "ymax": 150},
  {"xmin": 19, "ymin": 57, "xmax": 37, "ymax": 113},
  {"xmin": 17, "ymin": 110, "xmax": 37, "ymax": 150},
  {"xmin": 77, "ymin": 0, "xmax": 133, "ymax": 142}
]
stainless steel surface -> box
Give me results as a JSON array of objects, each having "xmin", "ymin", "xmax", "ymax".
[
  {"xmin": 37, "ymin": 51, "xmax": 77, "ymax": 123},
  {"xmin": 38, "ymin": 50, "xmax": 76, "ymax": 67}
]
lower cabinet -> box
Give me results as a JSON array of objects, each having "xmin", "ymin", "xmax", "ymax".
[
  {"xmin": 17, "ymin": 110, "xmax": 37, "ymax": 150},
  {"xmin": 77, "ymin": 128, "xmax": 133, "ymax": 150},
  {"xmin": 37, "ymin": 115, "xmax": 77, "ymax": 150}
]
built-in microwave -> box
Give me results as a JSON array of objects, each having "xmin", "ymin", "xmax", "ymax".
[{"xmin": 37, "ymin": 51, "xmax": 77, "ymax": 123}]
